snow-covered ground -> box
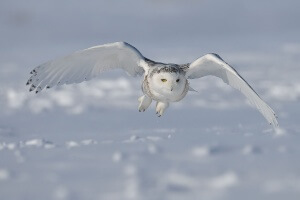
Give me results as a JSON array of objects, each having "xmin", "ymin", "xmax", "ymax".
[{"xmin": 1, "ymin": 0, "xmax": 300, "ymax": 199}]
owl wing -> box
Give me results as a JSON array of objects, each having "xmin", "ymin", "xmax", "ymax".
[
  {"xmin": 185, "ymin": 53, "xmax": 278, "ymax": 127},
  {"xmin": 27, "ymin": 42, "xmax": 146, "ymax": 93}
]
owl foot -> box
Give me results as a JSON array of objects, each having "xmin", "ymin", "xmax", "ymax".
[
  {"xmin": 138, "ymin": 95, "xmax": 152, "ymax": 112},
  {"xmin": 156, "ymin": 101, "xmax": 169, "ymax": 117}
]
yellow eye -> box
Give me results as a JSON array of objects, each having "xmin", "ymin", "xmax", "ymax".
[{"xmin": 161, "ymin": 79, "xmax": 167, "ymax": 82}]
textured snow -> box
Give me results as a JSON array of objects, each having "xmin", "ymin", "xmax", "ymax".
[{"xmin": 1, "ymin": 0, "xmax": 300, "ymax": 200}]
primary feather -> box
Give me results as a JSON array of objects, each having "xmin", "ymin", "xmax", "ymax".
[
  {"xmin": 26, "ymin": 42, "xmax": 145, "ymax": 93},
  {"xmin": 186, "ymin": 53, "xmax": 278, "ymax": 127}
]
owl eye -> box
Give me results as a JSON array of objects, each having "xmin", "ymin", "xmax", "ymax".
[
  {"xmin": 176, "ymin": 79, "xmax": 180, "ymax": 82},
  {"xmin": 161, "ymin": 79, "xmax": 167, "ymax": 82}
]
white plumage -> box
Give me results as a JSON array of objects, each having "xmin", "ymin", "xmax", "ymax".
[
  {"xmin": 27, "ymin": 42, "xmax": 278, "ymax": 127},
  {"xmin": 186, "ymin": 53, "xmax": 278, "ymax": 127},
  {"xmin": 27, "ymin": 42, "xmax": 144, "ymax": 93}
]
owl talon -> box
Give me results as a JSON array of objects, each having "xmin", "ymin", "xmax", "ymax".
[
  {"xmin": 155, "ymin": 101, "xmax": 169, "ymax": 117},
  {"xmin": 138, "ymin": 95, "xmax": 152, "ymax": 113}
]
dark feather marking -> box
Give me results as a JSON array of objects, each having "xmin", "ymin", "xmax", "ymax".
[
  {"xmin": 179, "ymin": 63, "xmax": 189, "ymax": 72},
  {"xmin": 29, "ymin": 85, "xmax": 36, "ymax": 92},
  {"xmin": 149, "ymin": 65, "xmax": 183, "ymax": 77}
]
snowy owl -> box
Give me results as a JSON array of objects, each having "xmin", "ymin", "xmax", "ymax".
[{"xmin": 26, "ymin": 42, "xmax": 278, "ymax": 127}]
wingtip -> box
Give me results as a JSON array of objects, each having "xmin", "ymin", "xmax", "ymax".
[
  {"xmin": 270, "ymin": 119, "xmax": 279, "ymax": 129},
  {"xmin": 30, "ymin": 69, "xmax": 37, "ymax": 75},
  {"xmin": 26, "ymin": 78, "xmax": 32, "ymax": 86},
  {"xmin": 29, "ymin": 84, "xmax": 36, "ymax": 92}
]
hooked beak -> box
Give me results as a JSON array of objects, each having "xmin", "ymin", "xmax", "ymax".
[{"xmin": 170, "ymin": 87, "xmax": 173, "ymax": 91}]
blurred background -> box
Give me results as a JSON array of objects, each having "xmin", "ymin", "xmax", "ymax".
[{"xmin": 1, "ymin": 0, "xmax": 300, "ymax": 199}]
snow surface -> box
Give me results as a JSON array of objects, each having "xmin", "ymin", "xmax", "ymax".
[{"xmin": 1, "ymin": 0, "xmax": 300, "ymax": 200}]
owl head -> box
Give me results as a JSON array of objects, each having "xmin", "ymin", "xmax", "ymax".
[{"xmin": 148, "ymin": 66, "xmax": 187, "ymax": 97}]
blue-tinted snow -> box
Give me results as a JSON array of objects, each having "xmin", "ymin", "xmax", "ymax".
[{"xmin": 1, "ymin": 0, "xmax": 300, "ymax": 199}]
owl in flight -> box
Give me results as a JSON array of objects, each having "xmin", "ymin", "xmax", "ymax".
[{"xmin": 27, "ymin": 42, "xmax": 278, "ymax": 127}]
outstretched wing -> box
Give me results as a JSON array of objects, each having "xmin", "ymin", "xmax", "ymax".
[
  {"xmin": 26, "ymin": 42, "xmax": 146, "ymax": 93},
  {"xmin": 186, "ymin": 53, "xmax": 278, "ymax": 127}
]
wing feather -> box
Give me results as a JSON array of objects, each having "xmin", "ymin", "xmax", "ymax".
[
  {"xmin": 27, "ymin": 42, "xmax": 145, "ymax": 93},
  {"xmin": 186, "ymin": 53, "xmax": 278, "ymax": 127}
]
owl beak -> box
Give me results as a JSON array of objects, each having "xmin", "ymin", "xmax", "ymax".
[{"xmin": 170, "ymin": 86, "xmax": 173, "ymax": 91}]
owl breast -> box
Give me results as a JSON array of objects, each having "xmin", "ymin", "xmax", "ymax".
[{"xmin": 142, "ymin": 76, "xmax": 189, "ymax": 102}]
